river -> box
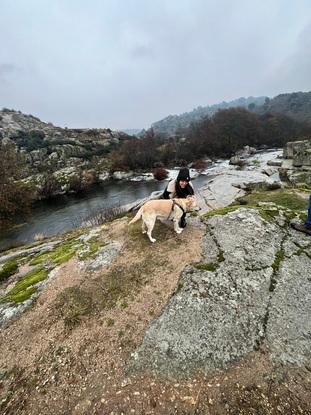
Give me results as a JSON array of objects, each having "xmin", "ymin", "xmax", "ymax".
[{"xmin": 0, "ymin": 173, "xmax": 212, "ymax": 251}]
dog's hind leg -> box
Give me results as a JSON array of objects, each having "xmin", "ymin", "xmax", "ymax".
[
  {"xmin": 145, "ymin": 216, "xmax": 156, "ymax": 243},
  {"xmin": 142, "ymin": 220, "xmax": 147, "ymax": 234}
]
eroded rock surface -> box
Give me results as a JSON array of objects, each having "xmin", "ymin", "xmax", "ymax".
[{"xmin": 128, "ymin": 208, "xmax": 311, "ymax": 378}]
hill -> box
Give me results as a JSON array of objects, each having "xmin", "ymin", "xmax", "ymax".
[
  {"xmin": 151, "ymin": 96, "xmax": 267, "ymax": 135},
  {"xmin": 151, "ymin": 91, "xmax": 311, "ymax": 136},
  {"xmin": 254, "ymin": 91, "xmax": 311, "ymax": 124},
  {"xmin": 0, "ymin": 108, "xmax": 132, "ymax": 198}
]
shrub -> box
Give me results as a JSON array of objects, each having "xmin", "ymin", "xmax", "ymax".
[
  {"xmin": 193, "ymin": 159, "xmax": 208, "ymax": 170},
  {"xmin": 153, "ymin": 167, "xmax": 168, "ymax": 181},
  {"xmin": 39, "ymin": 174, "xmax": 61, "ymax": 198}
]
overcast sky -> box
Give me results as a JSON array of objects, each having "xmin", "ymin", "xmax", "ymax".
[{"xmin": 0, "ymin": 0, "xmax": 310, "ymax": 129}]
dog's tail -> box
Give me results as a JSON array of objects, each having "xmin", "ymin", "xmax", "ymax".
[{"xmin": 128, "ymin": 206, "xmax": 143, "ymax": 225}]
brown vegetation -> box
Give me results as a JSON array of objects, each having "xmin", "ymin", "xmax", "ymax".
[
  {"xmin": 192, "ymin": 159, "xmax": 208, "ymax": 170},
  {"xmin": 0, "ymin": 142, "xmax": 35, "ymax": 229},
  {"xmin": 153, "ymin": 167, "xmax": 168, "ymax": 181}
]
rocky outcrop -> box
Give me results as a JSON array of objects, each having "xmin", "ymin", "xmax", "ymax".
[
  {"xmin": 229, "ymin": 145, "xmax": 257, "ymax": 165},
  {"xmin": 0, "ymin": 108, "xmax": 132, "ymax": 197},
  {"xmin": 196, "ymin": 170, "xmax": 281, "ymax": 212},
  {"xmin": 128, "ymin": 207, "xmax": 311, "ymax": 378},
  {"xmin": 274, "ymin": 139, "xmax": 311, "ymax": 186},
  {"xmin": 284, "ymin": 140, "xmax": 311, "ymax": 167},
  {"xmin": 0, "ymin": 226, "xmax": 122, "ymax": 326}
]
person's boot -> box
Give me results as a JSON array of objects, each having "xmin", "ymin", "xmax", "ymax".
[{"xmin": 291, "ymin": 222, "xmax": 311, "ymax": 236}]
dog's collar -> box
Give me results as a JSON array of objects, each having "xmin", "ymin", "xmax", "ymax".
[{"xmin": 173, "ymin": 200, "xmax": 185, "ymax": 214}]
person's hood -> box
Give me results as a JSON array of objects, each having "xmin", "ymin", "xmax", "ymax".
[{"xmin": 176, "ymin": 168, "xmax": 190, "ymax": 182}]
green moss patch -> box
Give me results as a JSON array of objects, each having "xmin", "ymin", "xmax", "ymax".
[
  {"xmin": 30, "ymin": 239, "xmax": 82, "ymax": 266},
  {"xmin": 203, "ymin": 205, "xmax": 241, "ymax": 219},
  {"xmin": 272, "ymin": 250, "xmax": 285, "ymax": 273},
  {"xmin": 218, "ymin": 251, "xmax": 225, "ymax": 263},
  {"xmin": 0, "ymin": 267, "xmax": 48, "ymax": 304},
  {"xmin": 78, "ymin": 237, "xmax": 107, "ymax": 260},
  {"xmin": 8, "ymin": 287, "xmax": 38, "ymax": 303},
  {"xmin": 194, "ymin": 262, "xmax": 218, "ymax": 272},
  {"xmin": 295, "ymin": 183, "xmax": 311, "ymax": 192},
  {"xmin": 240, "ymin": 189, "xmax": 308, "ymax": 212},
  {"xmin": 256, "ymin": 207, "xmax": 280, "ymax": 223},
  {"xmin": 0, "ymin": 260, "xmax": 18, "ymax": 282},
  {"xmin": 270, "ymin": 249, "xmax": 285, "ymax": 292},
  {"xmin": 217, "ymin": 188, "xmax": 308, "ymax": 225}
]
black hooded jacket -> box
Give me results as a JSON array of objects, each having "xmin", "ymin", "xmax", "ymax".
[{"xmin": 161, "ymin": 168, "xmax": 194, "ymax": 199}]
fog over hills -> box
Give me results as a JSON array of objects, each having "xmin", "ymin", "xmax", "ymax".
[
  {"xmin": 151, "ymin": 91, "xmax": 311, "ymax": 136},
  {"xmin": 151, "ymin": 96, "xmax": 267, "ymax": 135}
]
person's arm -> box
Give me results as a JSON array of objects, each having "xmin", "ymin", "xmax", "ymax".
[
  {"xmin": 186, "ymin": 182, "xmax": 194, "ymax": 196},
  {"xmin": 161, "ymin": 186, "xmax": 171, "ymax": 199},
  {"xmin": 161, "ymin": 180, "xmax": 175, "ymax": 199}
]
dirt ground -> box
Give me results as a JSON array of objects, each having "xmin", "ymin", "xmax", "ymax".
[{"xmin": 1, "ymin": 217, "xmax": 311, "ymax": 415}]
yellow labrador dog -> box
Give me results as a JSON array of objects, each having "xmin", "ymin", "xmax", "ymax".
[{"xmin": 129, "ymin": 196, "xmax": 198, "ymax": 243}]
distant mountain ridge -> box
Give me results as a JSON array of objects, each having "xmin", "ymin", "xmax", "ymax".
[
  {"xmin": 254, "ymin": 91, "xmax": 311, "ymax": 124},
  {"xmin": 151, "ymin": 96, "xmax": 267, "ymax": 135},
  {"xmin": 151, "ymin": 91, "xmax": 311, "ymax": 136}
]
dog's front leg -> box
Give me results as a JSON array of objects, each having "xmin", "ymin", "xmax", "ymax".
[
  {"xmin": 147, "ymin": 231, "xmax": 156, "ymax": 243},
  {"xmin": 173, "ymin": 219, "xmax": 183, "ymax": 234}
]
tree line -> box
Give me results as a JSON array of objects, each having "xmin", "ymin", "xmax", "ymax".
[{"xmin": 110, "ymin": 107, "xmax": 310, "ymax": 170}]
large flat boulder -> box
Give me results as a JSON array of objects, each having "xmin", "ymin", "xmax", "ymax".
[{"xmin": 127, "ymin": 208, "xmax": 311, "ymax": 378}]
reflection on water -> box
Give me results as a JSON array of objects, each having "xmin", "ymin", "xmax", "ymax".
[{"xmin": 0, "ymin": 175, "xmax": 210, "ymax": 251}]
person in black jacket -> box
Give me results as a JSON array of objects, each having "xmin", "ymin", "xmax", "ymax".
[{"xmin": 161, "ymin": 167, "xmax": 194, "ymax": 227}]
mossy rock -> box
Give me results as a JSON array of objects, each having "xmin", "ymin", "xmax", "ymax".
[
  {"xmin": 204, "ymin": 188, "xmax": 308, "ymax": 229},
  {"xmin": 0, "ymin": 267, "xmax": 48, "ymax": 304},
  {"xmin": 0, "ymin": 260, "xmax": 18, "ymax": 282},
  {"xmin": 240, "ymin": 189, "xmax": 308, "ymax": 212},
  {"xmin": 295, "ymin": 182, "xmax": 311, "ymax": 192},
  {"xmin": 30, "ymin": 239, "xmax": 82, "ymax": 266},
  {"xmin": 203, "ymin": 205, "xmax": 241, "ymax": 219},
  {"xmin": 78, "ymin": 237, "xmax": 107, "ymax": 260}
]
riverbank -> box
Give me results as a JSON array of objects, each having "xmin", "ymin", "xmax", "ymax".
[{"xmin": 0, "ymin": 149, "xmax": 282, "ymax": 251}]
